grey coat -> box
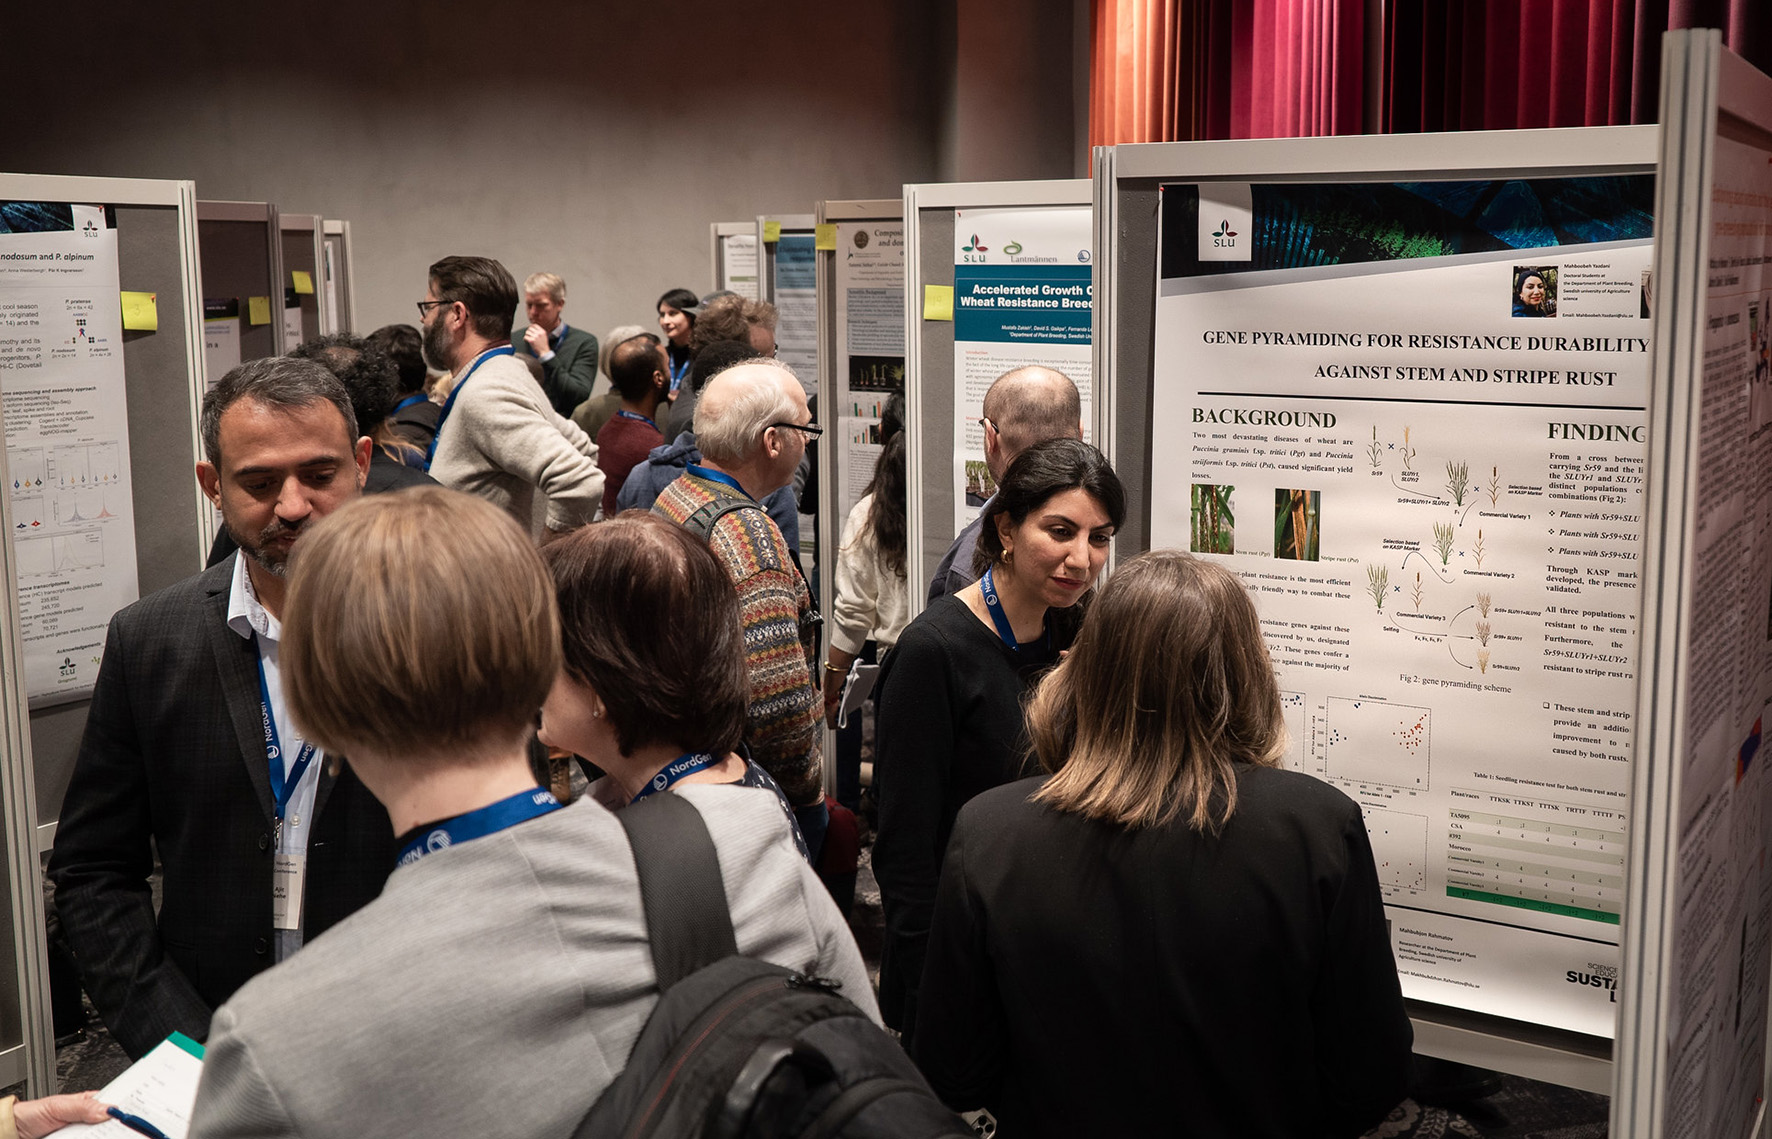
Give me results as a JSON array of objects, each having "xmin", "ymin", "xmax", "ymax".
[{"xmin": 187, "ymin": 785, "xmax": 876, "ymax": 1139}]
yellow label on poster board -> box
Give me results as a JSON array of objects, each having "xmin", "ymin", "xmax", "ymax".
[
  {"xmin": 923, "ymin": 284, "xmax": 954, "ymax": 322},
  {"xmin": 291, "ymin": 270, "xmax": 315, "ymax": 295},
  {"xmin": 814, "ymin": 224, "xmax": 838, "ymax": 251},
  {"xmin": 762, "ymin": 221, "xmax": 782, "ymax": 243},
  {"xmin": 248, "ymin": 296, "xmax": 272, "ymax": 325},
  {"xmin": 120, "ymin": 291, "xmax": 158, "ymax": 331}
]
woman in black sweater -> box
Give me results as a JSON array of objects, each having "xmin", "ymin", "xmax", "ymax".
[
  {"xmin": 912, "ymin": 551, "xmax": 1412, "ymax": 1138},
  {"xmin": 871, "ymin": 439, "xmax": 1123, "ymax": 1037}
]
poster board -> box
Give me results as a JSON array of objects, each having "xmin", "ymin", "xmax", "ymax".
[
  {"xmin": 1613, "ymin": 31, "xmax": 1772, "ymax": 1139},
  {"xmin": 759, "ymin": 213, "xmax": 818, "ymax": 390},
  {"xmin": 0, "ymin": 172, "xmax": 207, "ymax": 1098},
  {"xmin": 710, "ymin": 221, "xmax": 759, "ymax": 300},
  {"xmin": 196, "ymin": 200, "xmax": 281, "ymax": 366},
  {"xmin": 814, "ymin": 198, "xmax": 903, "ymax": 797},
  {"xmin": 1097, "ymin": 129, "xmax": 1666, "ymax": 1091},
  {"xmin": 321, "ymin": 219, "xmax": 355, "ymax": 334},
  {"xmin": 279, "ymin": 212, "xmax": 324, "ymax": 343},
  {"xmin": 902, "ymin": 180, "xmax": 1091, "ymax": 620}
]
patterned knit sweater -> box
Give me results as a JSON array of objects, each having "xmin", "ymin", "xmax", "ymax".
[{"xmin": 653, "ymin": 472, "xmax": 823, "ymax": 806}]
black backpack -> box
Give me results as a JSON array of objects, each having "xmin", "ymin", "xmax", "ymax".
[{"xmin": 577, "ymin": 793, "xmax": 971, "ymax": 1139}]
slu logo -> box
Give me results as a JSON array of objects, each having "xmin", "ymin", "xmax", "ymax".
[
  {"xmin": 1002, "ymin": 241, "xmax": 1023, "ymax": 256},
  {"xmin": 1212, "ymin": 219, "xmax": 1238, "ymax": 247},
  {"xmin": 960, "ymin": 234, "xmax": 988, "ymax": 252}
]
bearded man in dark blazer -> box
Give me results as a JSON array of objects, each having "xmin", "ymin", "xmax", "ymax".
[{"xmin": 48, "ymin": 355, "xmax": 397, "ymax": 1058}]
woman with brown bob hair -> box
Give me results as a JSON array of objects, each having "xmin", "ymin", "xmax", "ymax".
[
  {"xmin": 538, "ymin": 511, "xmax": 807, "ymax": 855},
  {"xmin": 911, "ymin": 550, "xmax": 1412, "ymax": 1139}
]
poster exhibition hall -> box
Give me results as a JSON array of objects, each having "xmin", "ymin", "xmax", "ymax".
[{"xmin": 3, "ymin": 2, "xmax": 1772, "ymax": 1137}]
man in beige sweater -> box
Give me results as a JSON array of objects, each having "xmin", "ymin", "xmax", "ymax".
[{"xmin": 421, "ymin": 256, "xmax": 602, "ymax": 535}]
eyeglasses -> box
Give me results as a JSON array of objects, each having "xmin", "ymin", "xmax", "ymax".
[
  {"xmin": 769, "ymin": 421, "xmax": 824, "ymax": 439},
  {"xmin": 979, "ymin": 417, "xmax": 999, "ymax": 435},
  {"xmin": 416, "ymin": 299, "xmax": 454, "ymax": 319}
]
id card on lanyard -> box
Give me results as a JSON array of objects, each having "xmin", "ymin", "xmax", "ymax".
[{"xmin": 256, "ymin": 640, "xmax": 317, "ymax": 931}]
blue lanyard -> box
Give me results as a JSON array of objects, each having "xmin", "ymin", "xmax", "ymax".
[
  {"xmin": 615, "ymin": 408, "xmax": 658, "ymax": 429},
  {"xmin": 253, "ymin": 641, "xmax": 316, "ymax": 824},
  {"xmin": 391, "ymin": 393, "xmax": 429, "ymax": 415},
  {"xmin": 980, "ymin": 566, "xmax": 1049, "ymax": 654},
  {"xmin": 630, "ymin": 753, "xmax": 720, "ymax": 805},
  {"xmin": 668, "ymin": 352, "xmax": 690, "ymax": 386},
  {"xmin": 397, "ymin": 787, "xmax": 563, "ymax": 866},
  {"xmin": 687, "ymin": 463, "xmax": 751, "ymax": 499},
  {"xmin": 424, "ymin": 345, "xmax": 515, "ymax": 469}
]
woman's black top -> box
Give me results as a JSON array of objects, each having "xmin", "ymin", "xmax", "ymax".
[
  {"xmin": 912, "ymin": 768, "xmax": 1413, "ymax": 1139},
  {"xmin": 871, "ymin": 593, "xmax": 1066, "ymax": 1035}
]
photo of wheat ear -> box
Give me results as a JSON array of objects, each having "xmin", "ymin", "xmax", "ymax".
[
  {"xmin": 1191, "ymin": 484, "xmax": 1235, "ymax": 554},
  {"xmin": 1274, "ymin": 489, "xmax": 1320, "ymax": 561}
]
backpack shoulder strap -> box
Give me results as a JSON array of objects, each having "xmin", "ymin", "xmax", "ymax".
[
  {"xmin": 617, "ymin": 792, "xmax": 741, "ymax": 988},
  {"xmin": 681, "ymin": 485, "xmax": 761, "ymax": 545}
]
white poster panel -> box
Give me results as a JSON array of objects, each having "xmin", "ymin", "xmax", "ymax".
[
  {"xmin": 834, "ymin": 220, "xmax": 904, "ymax": 519},
  {"xmin": 0, "ymin": 212, "xmax": 141, "ymax": 700},
  {"xmin": 773, "ymin": 233, "xmax": 818, "ymax": 385},
  {"xmin": 282, "ymin": 297, "xmax": 303, "ymax": 352},
  {"xmin": 203, "ymin": 299, "xmax": 241, "ymax": 390},
  {"xmin": 951, "ymin": 206, "xmax": 1093, "ymax": 532},
  {"xmin": 720, "ymin": 233, "xmax": 759, "ymax": 300},
  {"xmin": 1657, "ymin": 133, "xmax": 1772, "ymax": 1139},
  {"xmin": 1150, "ymin": 176, "xmax": 1657, "ymax": 1036}
]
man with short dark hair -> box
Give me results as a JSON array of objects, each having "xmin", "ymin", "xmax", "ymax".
[
  {"xmin": 514, "ymin": 272, "xmax": 599, "ymax": 416},
  {"xmin": 422, "ymin": 256, "xmax": 602, "ymax": 535},
  {"xmin": 928, "ymin": 366, "xmax": 1083, "ymax": 601},
  {"xmin": 49, "ymin": 356, "xmax": 397, "ymax": 1058},
  {"xmin": 596, "ymin": 336, "xmax": 669, "ymax": 517}
]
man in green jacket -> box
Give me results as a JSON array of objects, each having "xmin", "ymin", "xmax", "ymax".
[{"xmin": 514, "ymin": 271, "xmax": 599, "ymax": 416}]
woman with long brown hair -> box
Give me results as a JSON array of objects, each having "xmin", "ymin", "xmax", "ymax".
[{"xmin": 911, "ymin": 550, "xmax": 1411, "ymax": 1138}]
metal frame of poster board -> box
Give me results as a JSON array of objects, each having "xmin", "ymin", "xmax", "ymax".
[
  {"xmin": 1614, "ymin": 31, "xmax": 1772, "ymax": 1139},
  {"xmin": 1094, "ymin": 128, "xmax": 1661, "ymax": 1093},
  {"xmin": 321, "ymin": 219, "xmax": 356, "ymax": 334},
  {"xmin": 280, "ymin": 212, "xmax": 327, "ymax": 341},
  {"xmin": 0, "ymin": 172, "xmax": 206, "ymax": 1096},
  {"xmin": 901, "ymin": 179, "xmax": 1091, "ymax": 622},
  {"xmin": 197, "ymin": 199, "xmax": 284, "ymax": 361},
  {"xmin": 710, "ymin": 221, "xmax": 758, "ymax": 299},
  {"xmin": 814, "ymin": 198, "xmax": 902, "ymax": 799}
]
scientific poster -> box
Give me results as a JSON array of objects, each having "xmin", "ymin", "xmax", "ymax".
[
  {"xmin": 773, "ymin": 233, "xmax": 817, "ymax": 387},
  {"xmin": 834, "ymin": 219, "xmax": 904, "ymax": 519},
  {"xmin": 720, "ymin": 233, "xmax": 759, "ymax": 300},
  {"xmin": 0, "ymin": 205, "xmax": 141, "ymax": 700},
  {"xmin": 1656, "ymin": 134, "xmax": 1772, "ymax": 1139},
  {"xmin": 282, "ymin": 295, "xmax": 303, "ymax": 352},
  {"xmin": 203, "ymin": 299, "xmax": 241, "ymax": 389},
  {"xmin": 1150, "ymin": 176, "xmax": 1657, "ymax": 1036},
  {"xmin": 952, "ymin": 206, "xmax": 1092, "ymax": 532}
]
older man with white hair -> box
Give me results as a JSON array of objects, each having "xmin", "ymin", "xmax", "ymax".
[{"xmin": 653, "ymin": 362, "xmax": 828, "ymax": 858}]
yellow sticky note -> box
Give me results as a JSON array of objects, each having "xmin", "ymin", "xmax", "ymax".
[
  {"xmin": 814, "ymin": 224, "xmax": 838, "ymax": 251},
  {"xmin": 762, "ymin": 221, "xmax": 782, "ymax": 243},
  {"xmin": 291, "ymin": 270, "xmax": 315, "ymax": 295},
  {"xmin": 923, "ymin": 284, "xmax": 954, "ymax": 322},
  {"xmin": 248, "ymin": 296, "xmax": 272, "ymax": 325},
  {"xmin": 120, "ymin": 291, "xmax": 158, "ymax": 331}
]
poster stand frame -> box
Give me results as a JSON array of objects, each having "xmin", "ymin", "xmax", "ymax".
[
  {"xmin": 901, "ymin": 179, "xmax": 1091, "ymax": 622},
  {"xmin": 710, "ymin": 221, "xmax": 757, "ymax": 299},
  {"xmin": 321, "ymin": 219, "xmax": 355, "ymax": 334},
  {"xmin": 197, "ymin": 199, "xmax": 284, "ymax": 361},
  {"xmin": 1093, "ymin": 126, "xmax": 1662, "ymax": 1092},
  {"xmin": 0, "ymin": 172, "xmax": 205, "ymax": 1097},
  {"xmin": 279, "ymin": 212, "xmax": 326, "ymax": 340},
  {"xmin": 813, "ymin": 198, "xmax": 902, "ymax": 799}
]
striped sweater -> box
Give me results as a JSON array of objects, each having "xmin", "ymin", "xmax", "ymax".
[{"xmin": 653, "ymin": 472, "xmax": 823, "ymax": 805}]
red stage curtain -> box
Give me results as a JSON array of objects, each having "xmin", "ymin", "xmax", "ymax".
[{"xmin": 1090, "ymin": 0, "xmax": 1772, "ymax": 145}]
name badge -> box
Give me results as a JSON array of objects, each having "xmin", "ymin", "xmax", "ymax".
[{"xmin": 272, "ymin": 853, "xmax": 306, "ymax": 931}]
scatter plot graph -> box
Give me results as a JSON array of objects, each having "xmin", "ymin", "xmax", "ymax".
[
  {"xmin": 1325, "ymin": 697, "xmax": 1431, "ymax": 790},
  {"xmin": 1279, "ymin": 690, "xmax": 1307, "ymax": 771},
  {"xmin": 1362, "ymin": 808, "xmax": 1429, "ymax": 891}
]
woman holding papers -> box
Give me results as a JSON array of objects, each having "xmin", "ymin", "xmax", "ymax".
[
  {"xmin": 870, "ymin": 438, "xmax": 1123, "ymax": 1038},
  {"xmin": 911, "ymin": 551, "xmax": 1412, "ymax": 1138}
]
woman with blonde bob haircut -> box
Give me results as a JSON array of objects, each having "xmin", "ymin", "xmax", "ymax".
[
  {"xmin": 911, "ymin": 550, "xmax": 1413, "ymax": 1139},
  {"xmin": 189, "ymin": 488, "xmax": 873, "ymax": 1137}
]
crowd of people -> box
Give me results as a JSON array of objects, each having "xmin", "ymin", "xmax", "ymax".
[{"xmin": 28, "ymin": 254, "xmax": 1414, "ymax": 1138}]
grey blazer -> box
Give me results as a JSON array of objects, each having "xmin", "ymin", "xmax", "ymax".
[
  {"xmin": 187, "ymin": 786, "xmax": 876, "ymax": 1139},
  {"xmin": 48, "ymin": 558, "xmax": 396, "ymax": 1058}
]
